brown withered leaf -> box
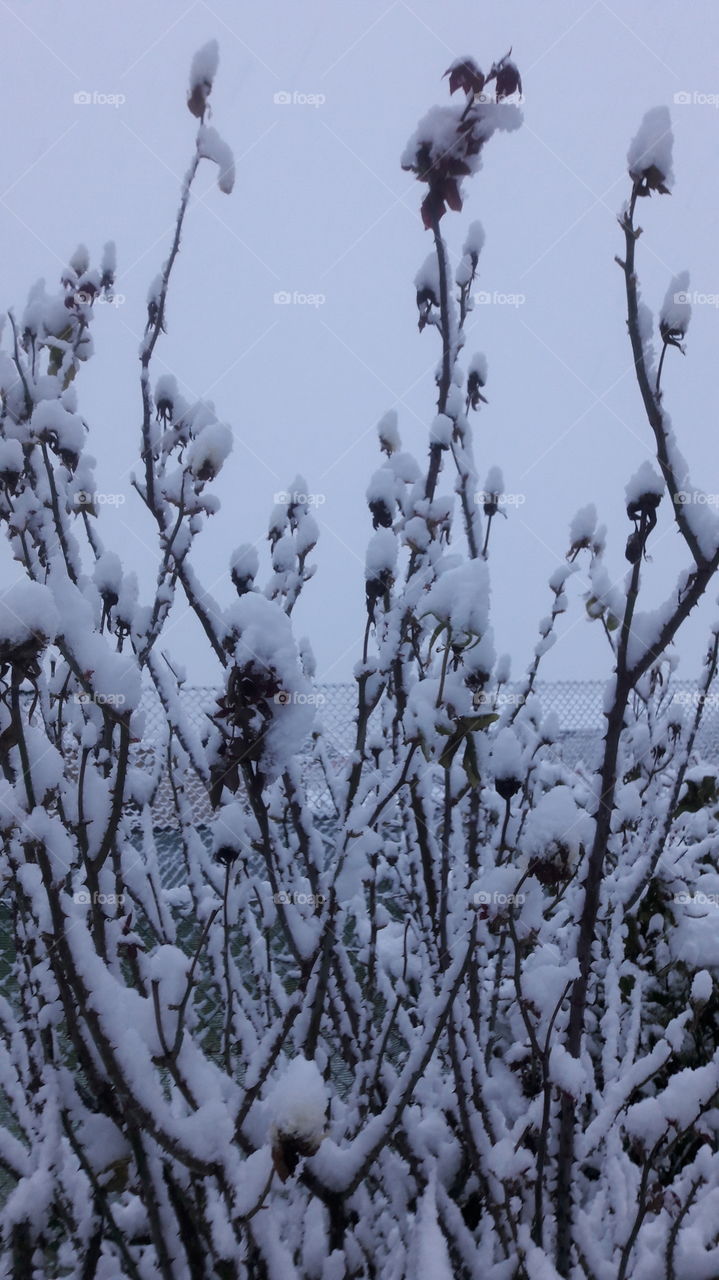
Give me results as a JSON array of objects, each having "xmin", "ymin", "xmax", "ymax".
[{"xmin": 444, "ymin": 58, "xmax": 485, "ymax": 97}]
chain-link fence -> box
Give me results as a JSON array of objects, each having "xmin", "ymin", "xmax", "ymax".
[{"xmin": 139, "ymin": 679, "xmax": 719, "ymax": 830}]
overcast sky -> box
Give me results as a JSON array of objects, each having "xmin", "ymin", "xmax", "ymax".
[{"xmin": 2, "ymin": 0, "xmax": 719, "ymax": 690}]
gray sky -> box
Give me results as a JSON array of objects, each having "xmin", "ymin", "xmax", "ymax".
[{"xmin": 2, "ymin": 0, "xmax": 719, "ymax": 687}]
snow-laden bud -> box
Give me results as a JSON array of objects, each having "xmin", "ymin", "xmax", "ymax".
[
  {"xmin": 430, "ymin": 413, "xmax": 453, "ymax": 450},
  {"xmin": 421, "ymin": 559, "xmax": 490, "ymax": 641},
  {"xmin": 269, "ymin": 1057, "xmax": 328, "ymax": 1182},
  {"xmin": 100, "ymin": 241, "xmax": 116, "ymax": 293},
  {"xmin": 365, "ymin": 528, "xmax": 397, "ymax": 614},
  {"xmin": 145, "ymin": 274, "xmax": 164, "ymax": 335},
  {"xmin": 366, "ymin": 468, "xmax": 395, "ymax": 529},
  {"xmin": 462, "ymin": 220, "xmax": 485, "ymax": 269},
  {"xmin": 490, "ymin": 727, "xmax": 523, "ymax": 800},
  {"xmin": 154, "ymin": 374, "xmax": 177, "ymax": 425},
  {"xmin": 567, "ymin": 503, "xmax": 597, "ymax": 560},
  {"xmin": 524, "ymin": 785, "xmax": 594, "ymax": 885},
  {"xmin": 93, "ymin": 552, "xmax": 122, "ymax": 612},
  {"xmin": 187, "ymin": 39, "xmax": 219, "ymax": 120},
  {"xmin": 68, "ymin": 244, "xmax": 90, "ymax": 278},
  {"xmin": 211, "ymin": 801, "xmax": 248, "ymax": 866},
  {"xmin": 186, "ymin": 422, "xmax": 232, "ymax": 482},
  {"xmin": 415, "ymin": 254, "xmax": 440, "ymax": 331},
  {"xmin": 627, "ymin": 106, "xmax": 674, "ymax": 196},
  {"xmin": 467, "ymin": 352, "xmax": 488, "ymax": 410},
  {"xmin": 0, "ymin": 581, "xmax": 58, "ymax": 649},
  {"xmin": 625, "ymin": 460, "xmax": 664, "ymax": 523},
  {"xmin": 230, "ymin": 544, "xmax": 259, "ymax": 596},
  {"xmin": 660, "ymin": 271, "xmax": 691, "ymax": 350},
  {"xmin": 0, "ymin": 438, "xmax": 24, "ymax": 492},
  {"xmin": 377, "ymin": 409, "xmax": 400, "ymax": 456},
  {"xmin": 482, "ymin": 465, "xmax": 504, "ymax": 518}
]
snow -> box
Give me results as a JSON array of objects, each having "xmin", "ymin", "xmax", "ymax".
[
  {"xmin": 92, "ymin": 551, "xmax": 122, "ymax": 597},
  {"xmin": 660, "ymin": 270, "xmax": 691, "ymax": 336},
  {"xmin": 491, "ymin": 727, "xmax": 523, "ymax": 781},
  {"xmin": 430, "ymin": 413, "xmax": 454, "ymax": 446},
  {"xmin": 420, "ymin": 559, "xmax": 490, "ymax": 637},
  {"xmin": 524, "ymin": 786, "xmax": 594, "ymax": 859},
  {"xmin": 365, "ymin": 528, "xmax": 397, "ymax": 577},
  {"xmin": 463, "ymin": 219, "xmax": 485, "ymax": 261},
  {"xmin": 0, "ymin": 438, "xmax": 23, "ymax": 479},
  {"xmin": 31, "ymin": 400, "xmax": 84, "ymax": 458},
  {"xmin": 548, "ymin": 1043, "xmax": 590, "ymax": 1099},
  {"xmin": 0, "ymin": 579, "xmax": 59, "ymax": 646},
  {"xmin": 625, "ymin": 460, "xmax": 664, "ymax": 506},
  {"xmin": 230, "ymin": 543, "xmax": 259, "ymax": 588},
  {"xmin": 408, "ymin": 1178, "xmax": 453, "ymax": 1280},
  {"xmin": 624, "ymin": 1054, "xmax": 719, "ymax": 1147},
  {"xmin": 377, "ymin": 409, "xmax": 400, "ymax": 454},
  {"xmin": 268, "ymin": 1057, "xmax": 327, "ymax": 1149},
  {"xmin": 198, "ymin": 125, "xmax": 236, "ymax": 194},
  {"xmin": 484, "ymin": 464, "xmax": 503, "ymax": 497},
  {"xmin": 692, "ymin": 970, "xmax": 713, "ymax": 1004},
  {"xmin": 468, "ymin": 351, "xmax": 488, "ymax": 384},
  {"xmin": 189, "ymin": 39, "xmax": 219, "ymax": 92},
  {"xmin": 569, "ymin": 503, "xmax": 597, "ymax": 547},
  {"xmin": 627, "ymin": 105, "xmax": 675, "ymax": 190},
  {"xmin": 414, "ymin": 253, "xmax": 439, "ymax": 303},
  {"xmin": 187, "ymin": 422, "xmax": 233, "ymax": 481}
]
